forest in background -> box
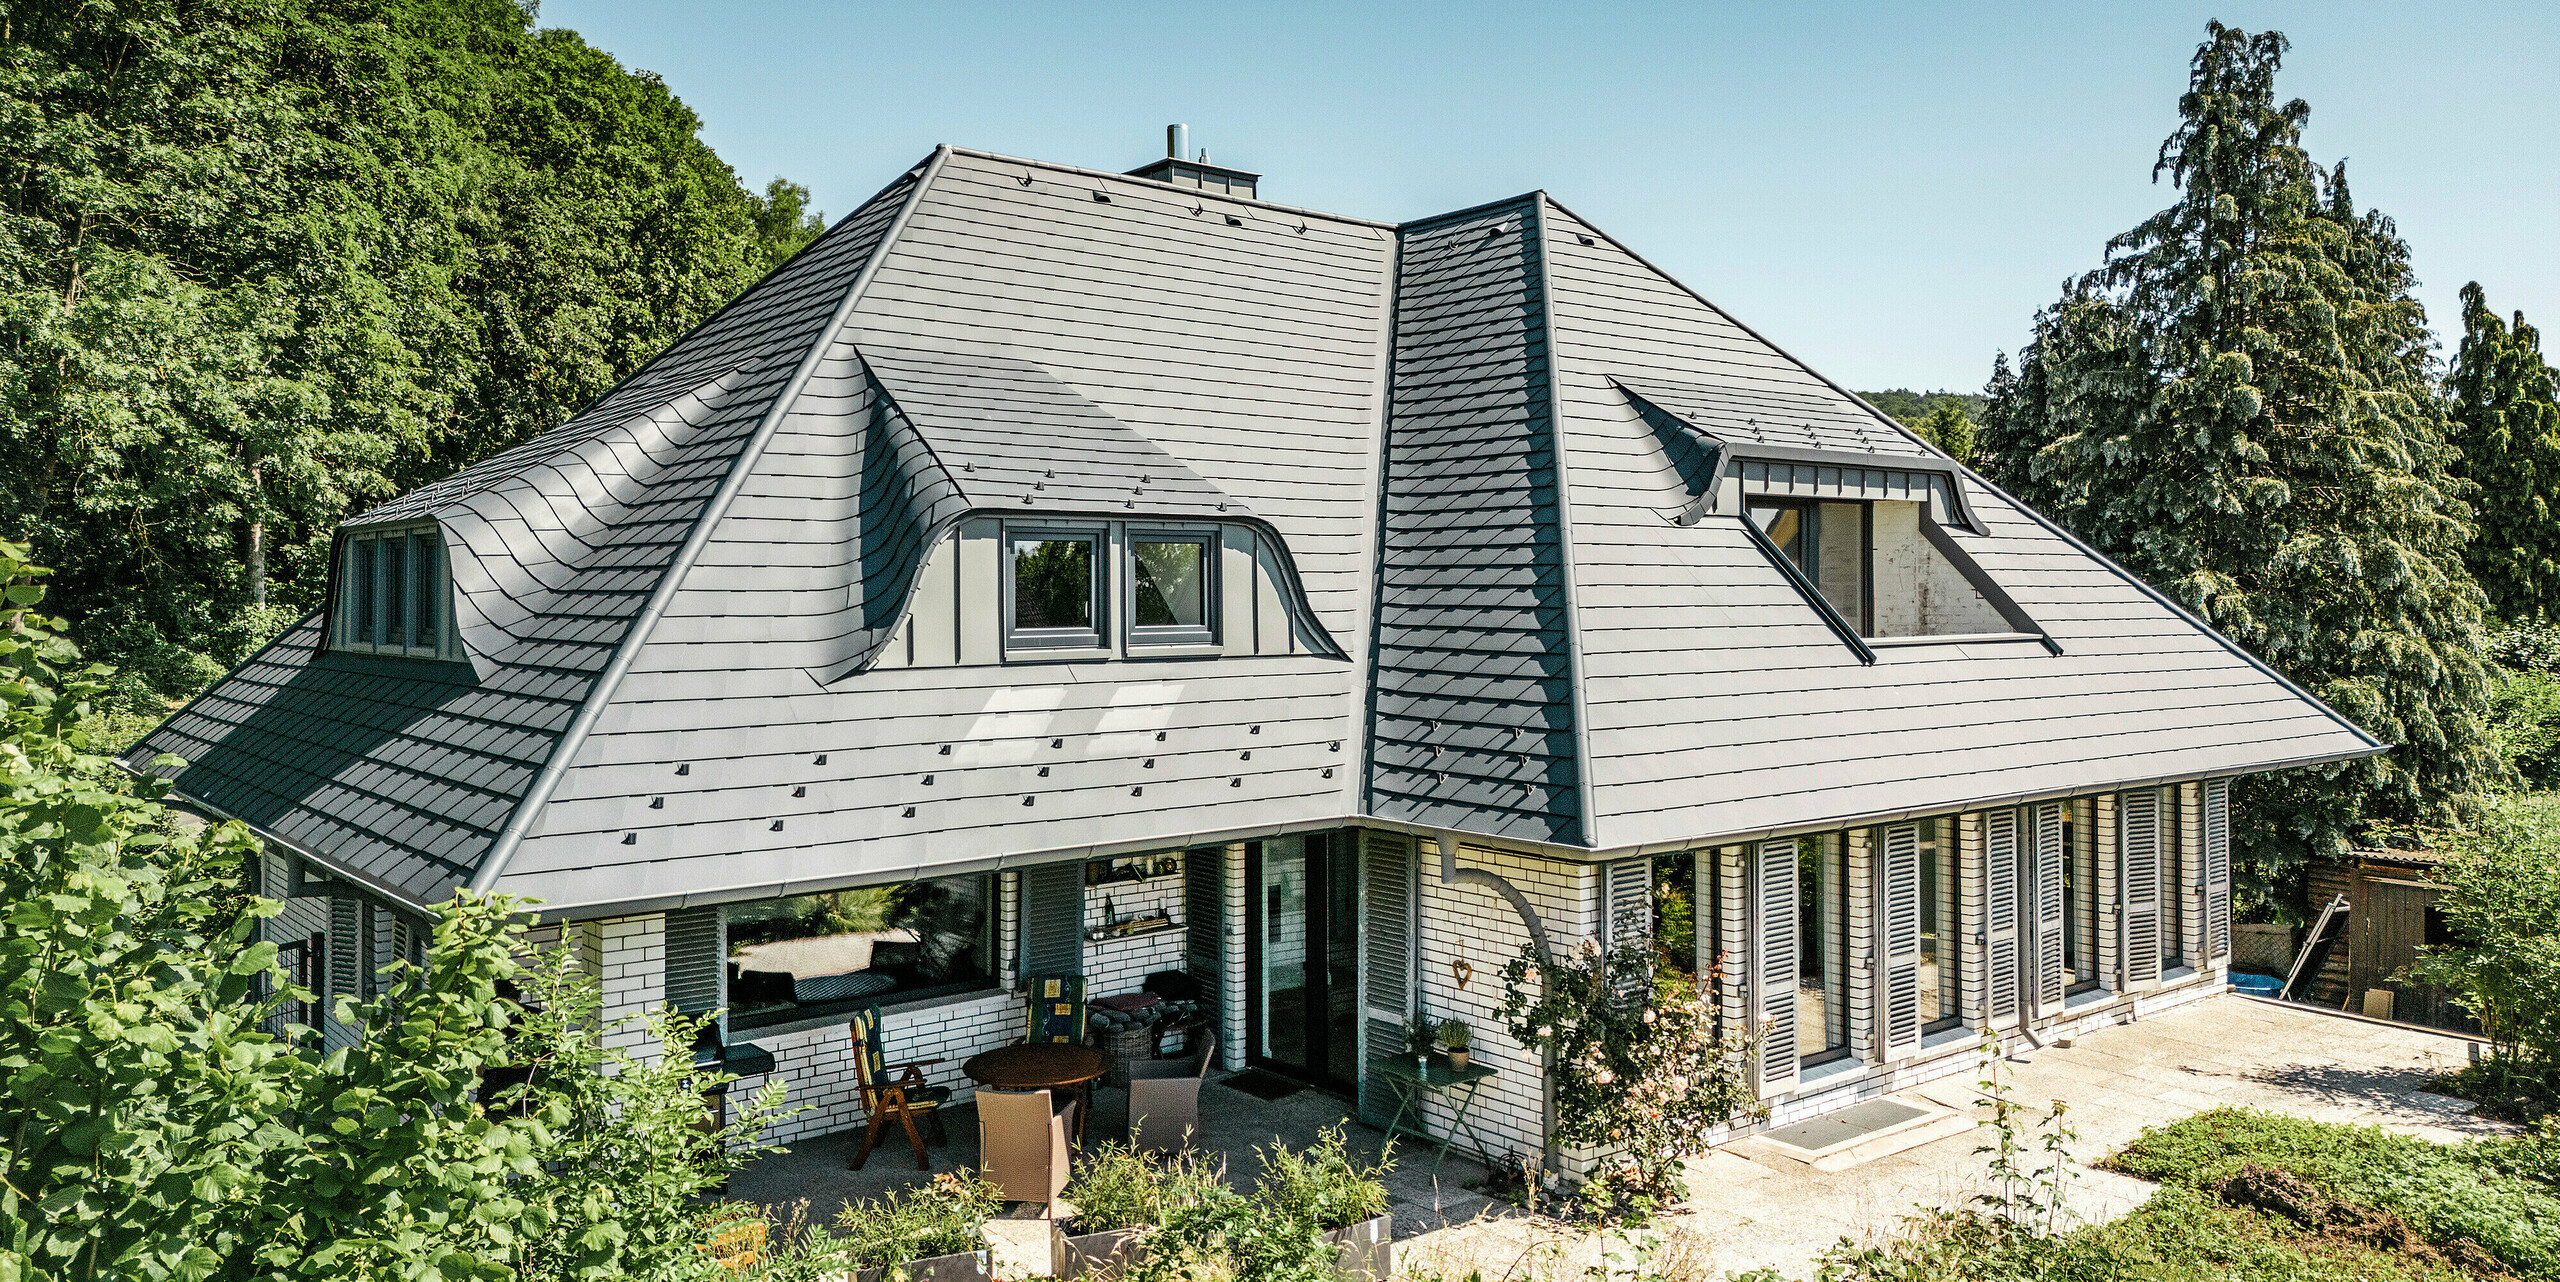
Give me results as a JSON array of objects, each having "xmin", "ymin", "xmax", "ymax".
[{"xmin": 0, "ymin": 0, "xmax": 825, "ymax": 713}]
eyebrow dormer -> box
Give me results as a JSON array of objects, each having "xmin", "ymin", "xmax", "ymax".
[{"xmin": 333, "ymin": 522, "xmax": 461, "ymax": 661}]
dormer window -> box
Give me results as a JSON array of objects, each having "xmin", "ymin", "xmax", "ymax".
[
  {"xmin": 336, "ymin": 523, "xmax": 458, "ymax": 660},
  {"xmin": 1004, "ymin": 528, "xmax": 1104, "ymax": 652},
  {"xmin": 1128, "ymin": 530, "xmax": 1216, "ymax": 648}
]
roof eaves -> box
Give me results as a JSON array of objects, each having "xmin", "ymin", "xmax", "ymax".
[
  {"xmin": 1580, "ymin": 741, "xmax": 2395, "ymax": 864},
  {"xmin": 463, "ymin": 144, "xmax": 958, "ymax": 898}
]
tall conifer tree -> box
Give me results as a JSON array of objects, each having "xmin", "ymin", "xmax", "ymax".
[
  {"xmin": 2445, "ymin": 282, "xmax": 2560, "ymax": 621},
  {"xmin": 1981, "ymin": 23, "xmax": 2497, "ymax": 900}
]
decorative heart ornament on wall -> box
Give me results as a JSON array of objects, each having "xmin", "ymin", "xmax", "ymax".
[{"xmin": 1451, "ymin": 958, "xmax": 1474, "ymax": 990}]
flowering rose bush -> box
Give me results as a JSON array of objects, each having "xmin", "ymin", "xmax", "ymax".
[{"xmin": 1496, "ymin": 934, "xmax": 1760, "ymax": 1221}]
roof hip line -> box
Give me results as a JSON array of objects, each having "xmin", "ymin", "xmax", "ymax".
[
  {"xmin": 1527, "ymin": 195, "xmax": 1601, "ymax": 850},
  {"xmin": 465, "ymin": 144, "xmax": 955, "ymax": 898}
]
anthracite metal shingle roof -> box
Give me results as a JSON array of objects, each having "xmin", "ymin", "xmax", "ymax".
[{"xmin": 129, "ymin": 151, "xmax": 2383, "ymax": 912}]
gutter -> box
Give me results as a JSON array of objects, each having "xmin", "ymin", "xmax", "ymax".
[{"xmin": 465, "ymin": 145, "xmax": 957, "ymax": 897}]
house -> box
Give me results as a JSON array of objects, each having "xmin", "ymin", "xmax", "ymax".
[{"xmin": 129, "ymin": 141, "xmax": 2385, "ymax": 1172}]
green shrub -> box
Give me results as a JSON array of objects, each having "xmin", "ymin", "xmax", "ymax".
[
  {"xmin": 1253, "ymin": 1126, "xmax": 1391, "ymax": 1232},
  {"xmin": 2109, "ymin": 1108, "xmax": 2560, "ymax": 1280},
  {"xmin": 821, "ymin": 1173, "xmax": 1002, "ymax": 1270},
  {"xmin": 1123, "ymin": 1185, "xmax": 1335, "ymax": 1282},
  {"xmin": 2406, "ymin": 801, "xmax": 2560, "ymax": 1096},
  {"xmin": 1062, "ymin": 1141, "xmax": 1225, "ymax": 1233}
]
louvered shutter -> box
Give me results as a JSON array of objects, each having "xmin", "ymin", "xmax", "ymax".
[
  {"xmin": 1750, "ymin": 838, "xmax": 1800, "ymax": 1096},
  {"xmin": 325, "ymin": 897, "xmax": 362, "ymax": 1051},
  {"xmin": 2203, "ymin": 779, "xmax": 2232, "ymax": 962},
  {"xmin": 1879, "ymin": 824, "xmax": 1924, "ymax": 1059},
  {"xmin": 665, "ymin": 906, "xmax": 722, "ymax": 1023},
  {"xmin": 1602, "ymin": 858, "xmax": 1652, "ymax": 947},
  {"xmin": 1184, "ymin": 847, "xmax": 1225, "ymax": 1029},
  {"xmin": 1359, "ymin": 831, "xmax": 1416, "ymax": 1126},
  {"xmin": 2031, "ymin": 802, "xmax": 2068, "ymax": 1018},
  {"xmin": 1019, "ymin": 861, "xmax": 1085, "ymax": 980},
  {"xmin": 2118, "ymin": 789, "xmax": 2164, "ymax": 988},
  {"xmin": 1982, "ymin": 808, "xmax": 2023, "ymax": 1030}
]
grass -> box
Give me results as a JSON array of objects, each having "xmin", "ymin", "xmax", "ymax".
[{"xmin": 2104, "ymin": 1108, "xmax": 2560, "ymax": 1281}]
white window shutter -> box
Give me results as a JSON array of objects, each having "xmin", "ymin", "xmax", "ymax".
[
  {"xmin": 2031, "ymin": 801, "xmax": 2068, "ymax": 1019},
  {"xmin": 1750, "ymin": 838, "xmax": 1800, "ymax": 1096},
  {"xmin": 1358, "ymin": 830, "xmax": 1416, "ymax": 1127},
  {"xmin": 1879, "ymin": 823, "xmax": 1924, "ymax": 1060},
  {"xmin": 2203, "ymin": 779, "xmax": 2232, "ymax": 962},
  {"xmin": 1602, "ymin": 858, "xmax": 1652, "ymax": 948},
  {"xmin": 2118, "ymin": 789, "xmax": 2164, "ymax": 988},
  {"xmin": 1982, "ymin": 808, "xmax": 2023, "ymax": 1030}
]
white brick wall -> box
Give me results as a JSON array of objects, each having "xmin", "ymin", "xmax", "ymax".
[
  {"xmin": 1084, "ymin": 857, "xmax": 1188, "ymax": 998},
  {"xmin": 597, "ymin": 912, "xmax": 666, "ymax": 1059},
  {"xmin": 1412, "ymin": 843, "xmax": 1597, "ymax": 1169},
  {"xmin": 730, "ymin": 990, "xmax": 1020, "ymax": 1146}
]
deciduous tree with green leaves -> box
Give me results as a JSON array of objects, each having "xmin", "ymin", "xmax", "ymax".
[
  {"xmin": 1980, "ymin": 23, "xmax": 2499, "ymax": 905},
  {"xmin": 2446, "ymin": 282, "xmax": 2560, "ymax": 624},
  {"xmin": 1, "ymin": 1, "xmax": 803, "ymax": 714},
  {"xmin": 0, "ymin": 540, "xmax": 786, "ymax": 1280}
]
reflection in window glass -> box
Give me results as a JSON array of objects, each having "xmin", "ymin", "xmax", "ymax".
[
  {"xmin": 1751, "ymin": 502, "xmax": 1810, "ymax": 576},
  {"xmin": 412, "ymin": 530, "xmax": 441, "ymax": 651},
  {"xmin": 1011, "ymin": 537, "xmax": 1095, "ymax": 631},
  {"xmin": 350, "ymin": 539, "xmax": 377, "ymax": 644},
  {"xmin": 1133, "ymin": 539, "xmax": 1206, "ymax": 628},
  {"xmin": 380, "ymin": 533, "xmax": 406, "ymax": 646},
  {"xmin": 1919, "ymin": 819, "xmax": 1963, "ymax": 1033},
  {"xmin": 1796, "ymin": 835, "xmax": 1850, "ymax": 1066},
  {"xmin": 724, "ymin": 876, "xmax": 995, "ymax": 1029}
]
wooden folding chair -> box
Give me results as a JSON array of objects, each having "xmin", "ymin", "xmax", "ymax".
[{"xmin": 849, "ymin": 1005, "xmax": 949, "ymax": 1170}]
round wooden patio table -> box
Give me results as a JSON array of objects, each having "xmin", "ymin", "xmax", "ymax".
[{"xmin": 962, "ymin": 1044, "xmax": 1109, "ymax": 1143}]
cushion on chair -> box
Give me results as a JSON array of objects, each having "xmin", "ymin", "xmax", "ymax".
[{"xmin": 901, "ymin": 1084, "xmax": 952, "ymax": 1109}]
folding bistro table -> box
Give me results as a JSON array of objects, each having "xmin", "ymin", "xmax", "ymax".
[{"xmin": 1367, "ymin": 1055, "xmax": 1497, "ymax": 1175}]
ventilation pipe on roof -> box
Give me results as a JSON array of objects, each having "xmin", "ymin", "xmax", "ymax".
[{"xmin": 1167, "ymin": 123, "xmax": 1189, "ymax": 160}]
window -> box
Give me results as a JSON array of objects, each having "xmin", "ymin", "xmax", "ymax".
[
  {"xmin": 336, "ymin": 524, "xmax": 458, "ymax": 660},
  {"xmin": 1796, "ymin": 834, "xmax": 1851, "ymax": 1067},
  {"xmin": 1748, "ymin": 499, "xmax": 1869, "ymax": 633},
  {"xmin": 1005, "ymin": 529, "xmax": 1104, "ymax": 651},
  {"xmin": 2064, "ymin": 804, "xmax": 2100, "ymax": 994},
  {"xmin": 1128, "ymin": 532, "xmax": 1216, "ymax": 647},
  {"xmin": 724, "ymin": 876, "xmax": 997, "ymax": 1030},
  {"xmin": 1918, "ymin": 818, "xmax": 1964, "ymax": 1034}
]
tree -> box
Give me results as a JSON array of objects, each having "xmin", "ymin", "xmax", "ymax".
[
  {"xmin": 750, "ymin": 177, "xmax": 828, "ymax": 270},
  {"xmin": 0, "ymin": 1, "xmax": 797, "ymax": 712},
  {"xmin": 1979, "ymin": 23, "xmax": 2498, "ymax": 904},
  {"xmin": 1916, "ymin": 396, "xmax": 1979, "ymax": 463},
  {"xmin": 0, "ymin": 540, "xmax": 784, "ymax": 1279},
  {"xmin": 2446, "ymin": 282, "xmax": 2560, "ymax": 623}
]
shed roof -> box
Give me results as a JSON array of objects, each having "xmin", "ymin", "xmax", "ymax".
[{"xmin": 129, "ymin": 148, "xmax": 2384, "ymax": 911}]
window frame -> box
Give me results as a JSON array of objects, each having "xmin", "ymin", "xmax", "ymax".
[
  {"xmin": 1123, "ymin": 526, "xmax": 1220, "ymax": 650},
  {"xmin": 1001, "ymin": 524, "xmax": 1108, "ymax": 655},
  {"xmin": 334, "ymin": 523, "xmax": 460, "ymax": 661}
]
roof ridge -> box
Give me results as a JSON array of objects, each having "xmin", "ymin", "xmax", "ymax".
[
  {"xmin": 464, "ymin": 144, "xmax": 957, "ymax": 897},
  {"xmin": 945, "ymin": 146, "xmax": 1397, "ymax": 231}
]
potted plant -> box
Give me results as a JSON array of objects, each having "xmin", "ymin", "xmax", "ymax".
[
  {"xmin": 1438, "ymin": 1018, "xmax": 1472, "ymax": 1071},
  {"xmin": 1403, "ymin": 1009, "xmax": 1437, "ymax": 1061},
  {"xmin": 1055, "ymin": 1142, "xmax": 1222, "ymax": 1279},
  {"xmin": 835, "ymin": 1172, "xmax": 1002, "ymax": 1282},
  {"xmin": 1255, "ymin": 1126, "xmax": 1395, "ymax": 1281}
]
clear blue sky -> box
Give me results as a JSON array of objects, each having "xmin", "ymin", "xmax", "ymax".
[{"xmin": 539, "ymin": 1, "xmax": 2556, "ymax": 393}]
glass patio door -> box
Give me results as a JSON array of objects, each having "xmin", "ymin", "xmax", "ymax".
[{"xmin": 1247, "ymin": 833, "xmax": 1358, "ymax": 1093}]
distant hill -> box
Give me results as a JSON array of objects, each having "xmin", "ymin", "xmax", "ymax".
[{"xmin": 1859, "ymin": 388, "xmax": 1989, "ymax": 429}]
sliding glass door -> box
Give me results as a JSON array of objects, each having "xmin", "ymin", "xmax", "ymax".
[{"xmin": 1246, "ymin": 834, "xmax": 1358, "ymax": 1092}]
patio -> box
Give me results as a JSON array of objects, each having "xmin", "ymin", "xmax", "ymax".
[{"xmin": 728, "ymin": 1068, "xmax": 1514, "ymax": 1257}]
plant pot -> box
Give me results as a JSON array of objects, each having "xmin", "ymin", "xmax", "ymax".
[
  {"xmin": 852, "ymin": 1247, "xmax": 992, "ymax": 1282},
  {"xmin": 1322, "ymin": 1213, "xmax": 1394, "ymax": 1281},
  {"xmin": 1446, "ymin": 1048, "xmax": 1469, "ymax": 1071},
  {"xmin": 1057, "ymin": 1225, "xmax": 1150, "ymax": 1279}
]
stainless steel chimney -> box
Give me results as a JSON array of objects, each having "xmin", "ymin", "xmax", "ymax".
[{"xmin": 1167, "ymin": 124, "xmax": 1189, "ymax": 161}]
